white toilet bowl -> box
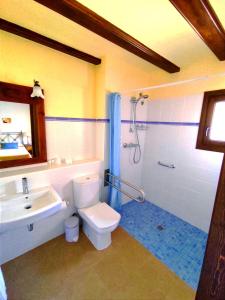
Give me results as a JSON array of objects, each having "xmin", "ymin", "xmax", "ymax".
[{"xmin": 73, "ymin": 174, "xmax": 121, "ymax": 250}]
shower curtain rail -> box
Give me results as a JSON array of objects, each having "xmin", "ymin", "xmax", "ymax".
[
  {"xmin": 105, "ymin": 172, "xmax": 145, "ymax": 203},
  {"xmin": 121, "ymin": 71, "xmax": 225, "ymax": 94}
]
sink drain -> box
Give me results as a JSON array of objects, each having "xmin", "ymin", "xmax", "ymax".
[{"xmin": 24, "ymin": 204, "xmax": 32, "ymax": 209}]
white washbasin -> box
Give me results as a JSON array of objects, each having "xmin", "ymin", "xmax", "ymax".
[{"xmin": 0, "ymin": 186, "xmax": 62, "ymax": 233}]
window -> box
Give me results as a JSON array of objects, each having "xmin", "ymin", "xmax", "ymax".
[{"xmin": 196, "ymin": 89, "xmax": 225, "ymax": 153}]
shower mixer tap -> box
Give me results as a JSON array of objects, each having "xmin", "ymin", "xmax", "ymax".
[
  {"xmin": 129, "ymin": 93, "xmax": 149, "ymax": 164},
  {"xmin": 123, "ymin": 143, "xmax": 138, "ymax": 148}
]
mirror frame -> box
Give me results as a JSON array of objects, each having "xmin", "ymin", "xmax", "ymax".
[{"xmin": 0, "ymin": 81, "xmax": 47, "ymax": 169}]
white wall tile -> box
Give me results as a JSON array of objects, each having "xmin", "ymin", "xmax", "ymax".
[
  {"xmin": 182, "ymin": 94, "xmax": 203, "ymax": 122},
  {"xmin": 141, "ymin": 95, "xmax": 223, "ymax": 232},
  {"xmin": 0, "ymin": 160, "xmax": 102, "ymax": 264},
  {"xmin": 147, "ymin": 100, "xmax": 162, "ymax": 121},
  {"xmin": 170, "ymin": 97, "xmax": 186, "ymax": 122},
  {"xmin": 121, "ymin": 95, "xmax": 131, "ymax": 120},
  {"xmin": 46, "ymin": 121, "xmax": 96, "ymax": 162},
  {"xmin": 158, "ymin": 100, "xmax": 173, "ymax": 122}
]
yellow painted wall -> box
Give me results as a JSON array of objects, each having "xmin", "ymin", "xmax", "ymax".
[
  {"xmin": 1, "ymin": 13, "xmax": 225, "ymax": 119},
  {"xmin": 0, "ymin": 31, "xmax": 96, "ymax": 118},
  {"xmin": 95, "ymin": 47, "xmax": 225, "ymax": 117},
  {"xmin": 95, "ymin": 45, "xmax": 171, "ymax": 118},
  {"xmin": 1, "ymin": 29, "xmax": 225, "ymax": 120},
  {"xmin": 79, "ymin": 0, "xmax": 225, "ymax": 111},
  {"xmin": 2, "ymin": 0, "xmax": 225, "ymax": 120}
]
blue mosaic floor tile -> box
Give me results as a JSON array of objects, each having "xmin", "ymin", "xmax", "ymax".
[{"xmin": 120, "ymin": 200, "xmax": 208, "ymax": 290}]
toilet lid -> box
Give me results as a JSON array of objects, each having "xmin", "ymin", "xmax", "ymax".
[{"xmin": 79, "ymin": 202, "xmax": 121, "ymax": 229}]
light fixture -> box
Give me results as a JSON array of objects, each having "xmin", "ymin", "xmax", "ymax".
[{"xmin": 30, "ymin": 80, "xmax": 44, "ymax": 99}]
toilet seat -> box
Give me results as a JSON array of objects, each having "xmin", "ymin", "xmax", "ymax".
[{"xmin": 78, "ymin": 202, "xmax": 120, "ymax": 230}]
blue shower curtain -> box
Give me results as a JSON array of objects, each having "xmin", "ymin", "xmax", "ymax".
[{"xmin": 108, "ymin": 92, "xmax": 122, "ymax": 212}]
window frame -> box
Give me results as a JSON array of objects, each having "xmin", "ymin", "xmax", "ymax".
[{"xmin": 196, "ymin": 89, "xmax": 225, "ymax": 153}]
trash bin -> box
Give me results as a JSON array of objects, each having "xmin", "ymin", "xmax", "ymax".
[{"xmin": 64, "ymin": 216, "xmax": 79, "ymax": 242}]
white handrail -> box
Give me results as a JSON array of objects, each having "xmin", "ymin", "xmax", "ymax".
[{"xmin": 105, "ymin": 172, "xmax": 145, "ymax": 203}]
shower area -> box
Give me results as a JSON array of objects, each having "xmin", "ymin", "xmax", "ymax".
[{"xmin": 117, "ymin": 90, "xmax": 223, "ymax": 289}]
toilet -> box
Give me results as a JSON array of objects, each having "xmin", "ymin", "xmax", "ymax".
[{"xmin": 73, "ymin": 174, "xmax": 121, "ymax": 250}]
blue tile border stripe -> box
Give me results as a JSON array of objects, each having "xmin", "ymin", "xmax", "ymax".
[
  {"xmin": 45, "ymin": 116, "xmax": 95, "ymax": 122},
  {"xmin": 121, "ymin": 120, "xmax": 199, "ymax": 126},
  {"xmin": 149, "ymin": 121, "xmax": 199, "ymax": 126},
  {"xmin": 45, "ymin": 116, "xmax": 199, "ymax": 126},
  {"xmin": 45, "ymin": 116, "xmax": 110, "ymax": 123},
  {"xmin": 96, "ymin": 118, "xmax": 109, "ymax": 123}
]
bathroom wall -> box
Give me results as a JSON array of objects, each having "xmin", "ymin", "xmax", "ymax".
[
  {"xmin": 0, "ymin": 31, "xmax": 98, "ymax": 162},
  {"xmin": 0, "ymin": 30, "xmax": 164, "ymax": 163},
  {"xmin": 0, "ymin": 160, "xmax": 103, "ymax": 264},
  {"xmin": 142, "ymin": 94, "xmax": 223, "ymax": 232},
  {"xmin": 1, "ymin": 0, "xmax": 225, "ymax": 165},
  {"xmin": 45, "ymin": 119, "xmax": 97, "ymax": 162},
  {"xmin": 1, "ymin": 0, "xmax": 225, "ymax": 262},
  {"xmin": 0, "ymin": 32, "xmax": 96, "ymax": 119},
  {"xmin": 1, "ymin": 14, "xmax": 225, "ymax": 164},
  {"xmin": 0, "ymin": 7, "xmax": 164, "ymax": 265}
]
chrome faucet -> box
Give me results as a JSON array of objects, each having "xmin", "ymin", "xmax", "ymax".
[{"xmin": 22, "ymin": 177, "xmax": 29, "ymax": 194}]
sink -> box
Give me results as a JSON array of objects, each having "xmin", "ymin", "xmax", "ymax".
[{"xmin": 0, "ymin": 186, "xmax": 63, "ymax": 233}]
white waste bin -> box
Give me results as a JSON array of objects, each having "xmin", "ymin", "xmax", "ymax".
[{"xmin": 64, "ymin": 216, "xmax": 79, "ymax": 242}]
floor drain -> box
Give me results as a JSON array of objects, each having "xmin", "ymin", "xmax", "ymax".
[
  {"xmin": 24, "ymin": 204, "xmax": 32, "ymax": 209},
  {"xmin": 157, "ymin": 225, "xmax": 165, "ymax": 231}
]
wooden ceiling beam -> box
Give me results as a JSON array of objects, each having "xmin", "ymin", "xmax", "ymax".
[
  {"xmin": 34, "ymin": 0, "xmax": 180, "ymax": 73},
  {"xmin": 0, "ymin": 18, "xmax": 101, "ymax": 65},
  {"xmin": 170, "ymin": 0, "xmax": 225, "ymax": 60}
]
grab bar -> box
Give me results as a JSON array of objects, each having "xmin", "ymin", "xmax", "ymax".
[
  {"xmin": 105, "ymin": 172, "xmax": 145, "ymax": 203},
  {"xmin": 158, "ymin": 161, "xmax": 175, "ymax": 169}
]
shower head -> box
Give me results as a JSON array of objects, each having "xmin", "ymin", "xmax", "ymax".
[
  {"xmin": 138, "ymin": 93, "xmax": 149, "ymax": 105},
  {"xmin": 137, "ymin": 93, "xmax": 149, "ymax": 101},
  {"xmin": 130, "ymin": 93, "xmax": 149, "ymax": 105}
]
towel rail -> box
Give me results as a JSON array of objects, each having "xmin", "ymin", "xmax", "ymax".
[{"xmin": 105, "ymin": 172, "xmax": 145, "ymax": 203}]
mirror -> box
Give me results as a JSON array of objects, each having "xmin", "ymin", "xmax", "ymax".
[
  {"xmin": 0, "ymin": 81, "xmax": 47, "ymax": 169},
  {"xmin": 0, "ymin": 101, "xmax": 33, "ymax": 161}
]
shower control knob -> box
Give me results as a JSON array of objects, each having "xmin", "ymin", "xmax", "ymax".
[{"xmin": 123, "ymin": 143, "xmax": 138, "ymax": 148}]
